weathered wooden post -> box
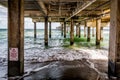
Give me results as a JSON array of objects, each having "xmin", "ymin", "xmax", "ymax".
[
  {"xmin": 8, "ymin": 0, "xmax": 24, "ymax": 77},
  {"xmin": 76, "ymin": 24, "xmax": 78, "ymax": 37},
  {"xmin": 66, "ymin": 25, "xmax": 69, "ymax": 33},
  {"xmin": 78, "ymin": 23, "xmax": 81, "ymax": 38},
  {"xmin": 70, "ymin": 18, "xmax": 74, "ymax": 45},
  {"xmin": 96, "ymin": 19, "xmax": 101, "ymax": 45},
  {"xmin": 84, "ymin": 21, "xmax": 87, "ymax": 37},
  {"xmin": 64, "ymin": 21, "xmax": 66, "ymax": 38},
  {"xmin": 92, "ymin": 27, "xmax": 95, "ymax": 37},
  {"xmin": 34, "ymin": 22, "xmax": 37, "ymax": 39},
  {"xmin": 100, "ymin": 27, "xmax": 103, "ymax": 41},
  {"xmin": 49, "ymin": 21, "xmax": 51, "ymax": 38},
  {"xmin": 109, "ymin": 0, "xmax": 120, "ymax": 78},
  {"xmin": 61, "ymin": 23, "xmax": 63, "ymax": 36},
  {"xmin": 44, "ymin": 16, "xmax": 48, "ymax": 46},
  {"xmin": 87, "ymin": 27, "xmax": 91, "ymax": 42},
  {"xmin": 76, "ymin": 23, "xmax": 81, "ymax": 38}
]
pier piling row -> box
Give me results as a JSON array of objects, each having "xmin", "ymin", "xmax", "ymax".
[{"xmin": 1, "ymin": 0, "xmax": 120, "ymax": 78}]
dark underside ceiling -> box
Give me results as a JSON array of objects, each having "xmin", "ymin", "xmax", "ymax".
[{"xmin": 0, "ymin": 0, "xmax": 110, "ymax": 23}]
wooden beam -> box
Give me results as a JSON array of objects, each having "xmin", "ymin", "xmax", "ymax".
[
  {"xmin": 65, "ymin": 0, "xmax": 96, "ymax": 21},
  {"xmin": 36, "ymin": 0, "xmax": 47, "ymax": 16},
  {"xmin": 42, "ymin": 0, "xmax": 108, "ymax": 3}
]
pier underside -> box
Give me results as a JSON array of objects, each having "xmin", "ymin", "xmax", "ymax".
[
  {"xmin": 0, "ymin": 0, "xmax": 110, "ymax": 23},
  {"xmin": 1, "ymin": 0, "xmax": 120, "ymax": 80}
]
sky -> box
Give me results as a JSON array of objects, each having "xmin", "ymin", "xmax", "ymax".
[
  {"xmin": 0, "ymin": 5, "xmax": 7, "ymax": 29},
  {"xmin": 0, "ymin": 5, "xmax": 61, "ymax": 29}
]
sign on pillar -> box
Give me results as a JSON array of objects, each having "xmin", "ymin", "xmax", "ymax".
[{"xmin": 9, "ymin": 48, "xmax": 18, "ymax": 61}]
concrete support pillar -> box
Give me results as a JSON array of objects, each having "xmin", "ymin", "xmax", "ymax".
[
  {"xmin": 66, "ymin": 26, "xmax": 68, "ymax": 33},
  {"xmin": 61, "ymin": 24, "xmax": 63, "ymax": 36},
  {"xmin": 76, "ymin": 25, "xmax": 78, "ymax": 37},
  {"xmin": 49, "ymin": 22, "xmax": 51, "ymax": 38},
  {"xmin": 100, "ymin": 27, "xmax": 103, "ymax": 41},
  {"xmin": 34, "ymin": 22, "xmax": 37, "ymax": 39},
  {"xmin": 92, "ymin": 27, "xmax": 95, "ymax": 37},
  {"xmin": 44, "ymin": 16, "xmax": 48, "ymax": 46},
  {"xmin": 78, "ymin": 23, "xmax": 81, "ymax": 38},
  {"xmin": 87, "ymin": 27, "xmax": 90, "ymax": 42},
  {"xmin": 76, "ymin": 23, "xmax": 81, "ymax": 38},
  {"xmin": 109, "ymin": 0, "xmax": 120, "ymax": 78},
  {"xmin": 8, "ymin": 0, "xmax": 24, "ymax": 77},
  {"xmin": 96, "ymin": 19, "xmax": 101, "ymax": 45},
  {"xmin": 70, "ymin": 18, "xmax": 74, "ymax": 45},
  {"xmin": 84, "ymin": 21, "xmax": 87, "ymax": 37},
  {"xmin": 64, "ymin": 22, "xmax": 66, "ymax": 38}
]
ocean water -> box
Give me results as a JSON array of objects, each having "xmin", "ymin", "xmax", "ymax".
[
  {"xmin": 0, "ymin": 29, "xmax": 7, "ymax": 58},
  {"xmin": 24, "ymin": 29, "xmax": 65, "ymax": 49},
  {"xmin": 0, "ymin": 29, "xmax": 109, "ymax": 62},
  {"xmin": 0, "ymin": 29, "xmax": 109, "ymax": 79}
]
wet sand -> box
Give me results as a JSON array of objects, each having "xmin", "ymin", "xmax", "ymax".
[
  {"xmin": 22, "ymin": 59, "xmax": 108, "ymax": 80},
  {"xmin": 0, "ymin": 47, "xmax": 109, "ymax": 80}
]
